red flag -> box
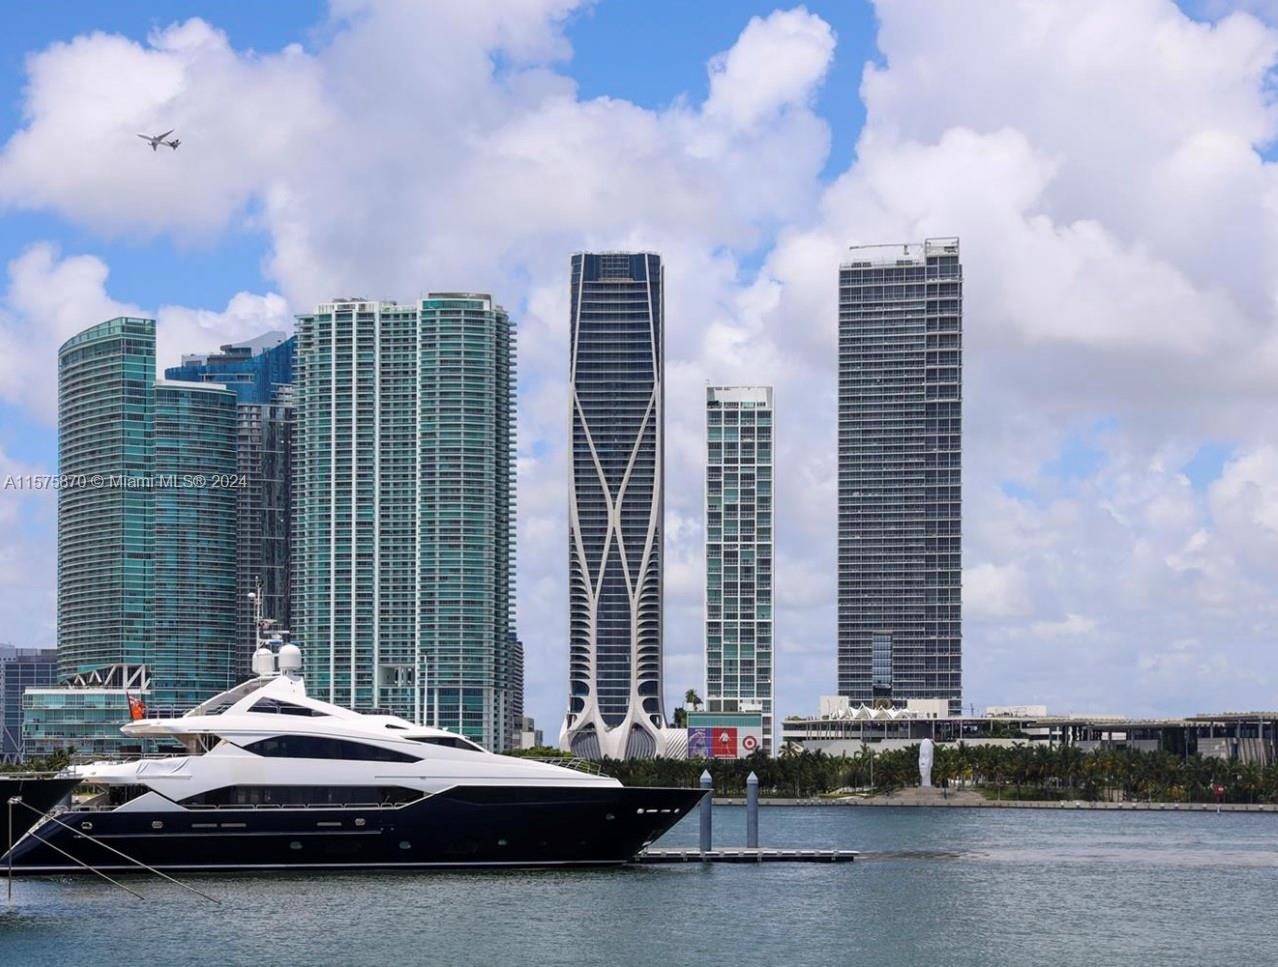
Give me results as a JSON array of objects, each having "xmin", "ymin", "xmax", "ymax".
[{"xmin": 127, "ymin": 693, "xmax": 146, "ymax": 721}]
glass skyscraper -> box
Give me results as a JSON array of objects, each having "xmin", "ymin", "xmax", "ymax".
[
  {"xmin": 294, "ymin": 295, "xmax": 518, "ymax": 751},
  {"xmin": 56, "ymin": 317, "xmax": 155, "ymax": 680},
  {"xmin": 166, "ymin": 334, "xmax": 295, "ymax": 673},
  {"xmin": 837, "ymin": 238, "xmax": 962, "ymax": 713},
  {"xmin": 27, "ymin": 318, "xmax": 242, "ymax": 757},
  {"xmin": 704, "ymin": 386, "xmax": 774, "ymax": 753},
  {"xmin": 560, "ymin": 253, "xmax": 670, "ymax": 760},
  {"xmin": 151, "ymin": 380, "xmax": 239, "ymax": 712}
]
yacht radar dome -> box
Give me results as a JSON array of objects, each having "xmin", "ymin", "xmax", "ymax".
[
  {"xmin": 277, "ymin": 643, "xmax": 302, "ymax": 676},
  {"xmin": 251, "ymin": 646, "xmax": 276, "ymax": 677}
]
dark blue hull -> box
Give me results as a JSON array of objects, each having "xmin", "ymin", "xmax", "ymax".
[
  {"xmin": 1, "ymin": 776, "xmax": 80, "ymax": 853},
  {"xmin": 2, "ymin": 785, "xmax": 703, "ymax": 873}
]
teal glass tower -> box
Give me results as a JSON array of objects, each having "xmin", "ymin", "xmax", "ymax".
[
  {"xmin": 152, "ymin": 380, "xmax": 239, "ymax": 712},
  {"xmin": 704, "ymin": 386, "xmax": 774, "ymax": 753},
  {"xmin": 26, "ymin": 320, "xmax": 241, "ymax": 757},
  {"xmin": 56, "ymin": 317, "xmax": 156, "ymax": 679},
  {"xmin": 294, "ymin": 295, "xmax": 518, "ymax": 751}
]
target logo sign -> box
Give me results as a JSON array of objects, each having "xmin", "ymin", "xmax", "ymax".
[{"xmin": 741, "ymin": 734, "xmax": 759, "ymax": 753}]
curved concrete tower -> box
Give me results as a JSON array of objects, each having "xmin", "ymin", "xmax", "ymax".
[{"xmin": 560, "ymin": 252, "xmax": 670, "ymax": 759}]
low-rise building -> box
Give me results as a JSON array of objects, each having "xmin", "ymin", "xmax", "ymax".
[
  {"xmin": 782, "ymin": 707, "xmax": 1278, "ymax": 764},
  {"xmin": 516, "ymin": 716, "xmax": 544, "ymax": 751},
  {"xmin": 1, "ymin": 644, "xmax": 57, "ymax": 761}
]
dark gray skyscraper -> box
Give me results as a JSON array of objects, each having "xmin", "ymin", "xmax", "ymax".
[
  {"xmin": 560, "ymin": 252, "xmax": 670, "ymax": 759},
  {"xmin": 838, "ymin": 238, "xmax": 962, "ymax": 713}
]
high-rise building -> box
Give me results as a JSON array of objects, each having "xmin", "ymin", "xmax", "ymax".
[
  {"xmin": 294, "ymin": 295, "xmax": 518, "ymax": 751},
  {"xmin": 56, "ymin": 317, "xmax": 155, "ymax": 682},
  {"xmin": 0, "ymin": 645, "xmax": 57, "ymax": 761},
  {"xmin": 508, "ymin": 633, "xmax": 524, "ymax": 751},
  {"xmin": 151, "ymin": 380, "xmax": 239, "ymax": 712},
  {"xmin": 704, "ymin": 386, "xmax": 774, "ymax": 754},
  {"xmin": 27, "ymin": 318, "xmax": 158, "ymax": 756},
  {"xmin": 837, "ymin": 238, "xmax": 962, "ymax": 713},
  {"xmin": 166, "ymin": 334, "xmax": 295, "ymax": 673},
  {"xmin": 26, "ymin": 319, "xmax": 243, "ymax": 757},
  {"xmin": 560, "ymin": 252, "xmax": 670, "ymax": 759}
]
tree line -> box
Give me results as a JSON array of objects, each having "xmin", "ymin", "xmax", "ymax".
[{"xmin": 517, "ymin": 744, "xmax": 1278, "ymax": 803}]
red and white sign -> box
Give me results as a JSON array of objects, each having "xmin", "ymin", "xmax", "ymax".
[
  {"xmin": 714, "ymin": 728, "xmax": 738, "ymax": 758},
  {"xmin": 687, "ymin": 716, "xmax": 765, "ymax": 759}
]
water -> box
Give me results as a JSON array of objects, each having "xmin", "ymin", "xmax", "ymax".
[{"xmin": 2, "ymin": 805, "xmax": 1276, "ymax": 966}]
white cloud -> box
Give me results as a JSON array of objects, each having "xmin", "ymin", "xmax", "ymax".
[
  {"xmin": 704, "ymin": 8, "xmax": 836, "ymax": 130},
  {"xmin": 1030, "ymin": 613, "xmax": 1098, "ymax": 639},
  {"xmin": 965, "ymin": 563, "xmax": 1030, "ymax": 619}
]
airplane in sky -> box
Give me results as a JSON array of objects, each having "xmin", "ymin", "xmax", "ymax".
[{"xmin": 137, "ymin": 130, "xmax": 180, "ymax": 151}]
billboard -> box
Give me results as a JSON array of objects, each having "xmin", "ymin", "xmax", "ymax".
[{"xmin": 686, "ymin": 712, "xmax": 764, "ymax": 759}]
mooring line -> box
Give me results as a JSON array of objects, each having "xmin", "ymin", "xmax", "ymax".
[{"xmin": 15, "ymin": 800, "xmax": 220, "ymax": 904}]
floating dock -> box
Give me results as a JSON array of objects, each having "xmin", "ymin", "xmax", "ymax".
[{"xmin": 635, "ymin": 847, "xmax": 857, "ymax": 864}]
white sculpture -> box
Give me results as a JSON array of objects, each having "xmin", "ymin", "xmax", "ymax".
[{"xmin": 919, "ymin": 738, "xmax": 935, "ymax": 788}]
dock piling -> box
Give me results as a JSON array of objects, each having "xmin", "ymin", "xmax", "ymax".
[
  {"xmin": 746, "ymin": 772, "xmax": 759, "ymax": 849},
  {"xmin": 699, "ymin": 769, "xmax": 713, "ymax": 855}
]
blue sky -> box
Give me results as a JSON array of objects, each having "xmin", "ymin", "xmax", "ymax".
[{"xmin": 2, "ymin": 1, "xmax": 1277, "ymax": 727}]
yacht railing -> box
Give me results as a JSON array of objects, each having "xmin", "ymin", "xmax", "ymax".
[{"xmin": 520, "ymin": 756, "xmax": 604, "ymax": 776}]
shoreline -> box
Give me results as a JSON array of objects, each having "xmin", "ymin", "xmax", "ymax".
[{"xmin": 713, "ymin": 796, "xmax": 1278, "ymax": 812}]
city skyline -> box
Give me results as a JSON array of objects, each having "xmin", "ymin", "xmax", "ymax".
[{"xmin": 2, "ymin": 2, "xmax": 1277, "ymax": 733}]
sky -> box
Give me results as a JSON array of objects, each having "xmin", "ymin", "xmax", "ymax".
[{"xmin": 1, "ymin": 0, "xmax": 1277, "ymax": 736}]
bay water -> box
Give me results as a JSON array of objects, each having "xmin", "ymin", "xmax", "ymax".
[{"xmin": 2, "ymin": 805, "xmax": 1275, "ymax": 966}]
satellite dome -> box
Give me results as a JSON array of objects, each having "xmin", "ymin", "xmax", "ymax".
[
  {"xmin": 251, "ymin": 646, "xmax": 275, "ymax": 676},
  {"xmin": 277, "ymin": 642, "xmax": 302, "ymax": 675}
]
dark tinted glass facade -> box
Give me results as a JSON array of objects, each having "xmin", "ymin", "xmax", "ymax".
[
  {"xmin": 561, "ymin": 253, "xmax": 669, "ymax": 759},
  {"xmin": 0, "ymin": 646, "xmax": 57, "ymax": 759},
  {"xmin": 838, "ymin": 238, "xmax": 962, "ymax": 713}
]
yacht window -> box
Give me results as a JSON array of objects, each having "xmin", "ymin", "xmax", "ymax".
[
  {"xmin": 106, "ymin": 784, "xmax": 151, "ymax": 807},
  {"xmin": 243, "ymin": 735, "xmax": 421, "ymax": 763},
  {"xmin": 250, "ymin": 698, "xmax": 329, "ymax": 717},
  {"xmin": 180, "ymin": 785, "xmax": 421, "ymax": 806},
  {"xmin": 408, "ymin": 735, "xmax": 485, "ymax": 752}
]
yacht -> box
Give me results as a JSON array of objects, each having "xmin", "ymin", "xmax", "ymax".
[{"xmin": 1, "ymin": 643, "xmax": 702, "ymax": 873}]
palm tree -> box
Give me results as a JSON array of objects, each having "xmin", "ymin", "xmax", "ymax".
[{"xmin": 684, "ymin": 688, "xmax": 703, "ymax": 711}]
